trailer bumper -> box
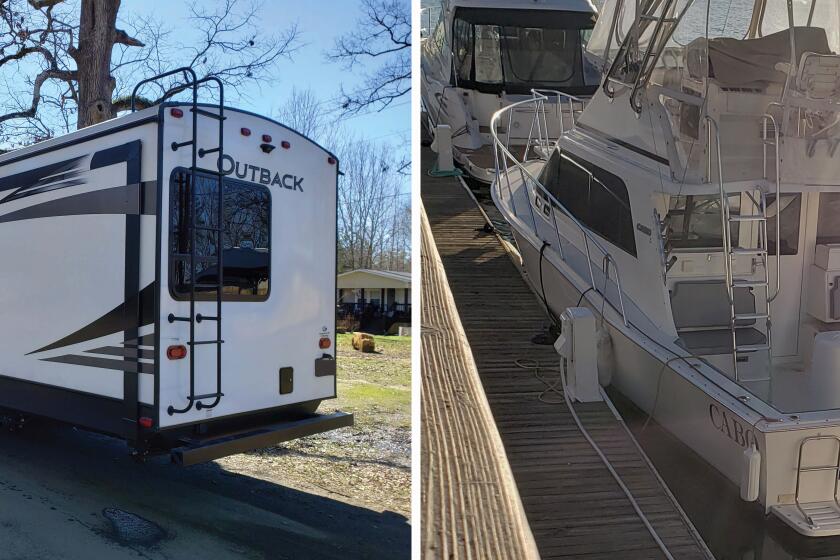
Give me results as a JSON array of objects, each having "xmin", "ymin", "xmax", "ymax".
[{"xmin": 171, "ymin": 411, "xmax": 354, "ymax": 466}]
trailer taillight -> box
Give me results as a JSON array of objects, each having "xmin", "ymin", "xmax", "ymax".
[
  {"xmin": 241, "ymin": 127, "xmax": 251, "ymax": 136},
  {"xmin": 170, "ymin": 108, "xmax": 183, "ymax": 118},
  {"xmin": 319, "ymin": 337, "xmax": 331, "ymax": 349},
  {"xmin": 167, "ymin": 345, "xmax": 187, "ymax": 360},
  {"xmin": 327, "ymin": 156, "xmax": 336, "ymax": 165},
  {"xmin": 262, "ymin": 134, "xmax": 272, "ymax": 143},
  {"xmin": 281, "ymin": 140, "xmax": 291, "ymax": 149},
  {"xmin": 138, "ymin": 417, "xmax": 154, "ymax": 429}
]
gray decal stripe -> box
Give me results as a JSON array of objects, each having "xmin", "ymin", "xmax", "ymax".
[
  {"xmin": 28, "ymin": 282, "xmax": 156, "ymax": 355},
  {"xmin": 85, "ymin": 346, "xmax": 155, "ymax": 360},
  {"xmin": 0, "ymin": 155, "xmax": 85, "ymax": 196},
  {"xmin": 0, "ymin": 182, "xmax": 157, "ymax": 224},
  {"xmin": 1, "ymin": 178, "xmax": 87, "ymax": 204},
  {"xmin": 42, "ymin": 355, "xmax": 153, "ymax": 375},
  {"xmin": 123, "ymin": 333, "xmax": 156, "ymax": 347}
]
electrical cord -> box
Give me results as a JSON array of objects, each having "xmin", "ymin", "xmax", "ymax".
[
  {"xmin": 514, "ymin": 357, "xmax": 676, "ymax": 560},
  {"xmin": 576, "ymin": 286, "xmax": 594, "ymax": 307},
  {"xmin": 538, "ymin": 241, "xmax": 562, "ymax": 326}
]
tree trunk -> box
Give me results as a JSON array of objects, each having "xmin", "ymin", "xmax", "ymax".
[{"xmin": 73, "ymin": 0, "xmax": 120, "ymax": 129}]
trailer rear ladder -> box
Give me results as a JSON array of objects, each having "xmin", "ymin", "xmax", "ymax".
[{"xmin": 131, "ymin": 67, "xmax": 227, "ymax": 414}]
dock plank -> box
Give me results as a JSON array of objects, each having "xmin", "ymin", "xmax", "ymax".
[
  {"xmin": 421, "ymin": 148, "xmax": 712, "ymax": 559},
  {"xmin": 421, "ymin": 204, "xmax": 540, "ymax": 559}
]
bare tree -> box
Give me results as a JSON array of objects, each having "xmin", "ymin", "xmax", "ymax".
[
  {"xmin": 277, "ymin": 87, "xmax": 410, "ymax": 273},
  {"xmin": 276, "ymin": 86, "xmax": 327, "ymax": 140},
  {"xmin": 328, "ymin": 0, "xmax": 410, "ymax": 115},
  {"xmin": 334, "ymin": 131, "xmax": 409, "ymax": 272},
  {"xmin": 0, "ymin": 0, "xmax": 299, "ymax": 145}
]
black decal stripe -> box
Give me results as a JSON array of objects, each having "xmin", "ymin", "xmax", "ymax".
[
  {"xmin": 85, "ymin": 346, "xmax": 155, "ymax": 360},
  {"xmin": 0, "ymin": 155, "xmax": 85, "ymax": 194},
  {"xmin": 577, "ymin": 123, "xmax": 670, "ymax": 166},
  {"xmin": 0, "ymin": 182, "xmax": 157, "ymax": 224},
  {"xmin": 95, "ymin": 139, "xmax": 144, "ymax": 442},
  {"xmin": 0, "ymin": 115, "xmax": 157, "ymax": 171},
  {"xmin": 28, "ymin": 282, "xmax": 156, "ymax": 355},
  {"xmin": 123, "ymin": 333, "xmax": 156, "ymax": 347},
  {"xmin": 91, "ymin": 141, "xmax": 141, "ymax": 173},
  {"xmin": 42, "ymin": 354, "xmax": 153, "ymax": 375}
]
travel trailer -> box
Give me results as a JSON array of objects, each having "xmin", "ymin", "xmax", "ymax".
[
  {"xmin": 491, "ymin": 0, "xmax": 840, "ymax": 538},
  {"xmin": 421, "ymin": 0, "xmax": 599, "ymax": 182},
  {"xmin": 0, "ymin": 68, "xmax": 351, "ymax": 464}
]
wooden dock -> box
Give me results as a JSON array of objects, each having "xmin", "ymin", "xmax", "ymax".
[{"xmin": 420, "ymin": 147, "xmax": 713, "ymax": 559}]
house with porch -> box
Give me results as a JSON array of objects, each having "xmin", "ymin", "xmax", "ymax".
[{"xmin": 337, "ymin": 269, "xmax": 411, "ymax": 332}]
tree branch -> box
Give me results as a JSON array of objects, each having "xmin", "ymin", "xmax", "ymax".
[
  {"xmin": 0, "ymin": 68, "xmax": 74, "ymax": 124},
  {"xmin": 328, "ymin": 0, "xmax": 410, "ymax": 114}
]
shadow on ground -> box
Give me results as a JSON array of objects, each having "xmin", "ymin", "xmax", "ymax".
[{"xmin": 0, "ymin": 420, "xmax": 409, "ymax": 560}]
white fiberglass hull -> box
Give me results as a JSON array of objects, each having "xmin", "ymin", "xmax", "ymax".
[{"xmin": 495, "ymin": 175, "xmax": 840, "ymax": 538}]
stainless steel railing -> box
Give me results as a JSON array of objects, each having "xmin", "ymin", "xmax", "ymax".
[{"xmin": 491, "ymin": 91, "xmax": 629, "ymax": 327}]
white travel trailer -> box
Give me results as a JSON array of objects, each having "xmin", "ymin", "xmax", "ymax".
[
  {"xmin": 0, "ymin": 69, "xmax": 351, "ymax": 464},
  {"xmin": 492, "ymin": 0, "xmax": 840, "ymax": 539},
  {"xmin": 421, "ymin": 0, "xmax": 599, "ymax": 182}
]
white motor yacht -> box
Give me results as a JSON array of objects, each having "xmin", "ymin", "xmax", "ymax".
[
  {"xmin": 492, "ymin": 0, "xmax": 840, "ymax": 537},
  {"xmin": 422, "ymin": 0, "xmax": 599, "ymax": 182}
]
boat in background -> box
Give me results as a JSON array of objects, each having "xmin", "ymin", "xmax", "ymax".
[
  {"xmin": 421, "ymin": 0, "xmax": 599, "ymax": 182},
  {"xmin": 492, "ymin": 0, "xmax": 840, "ymax": 538}
]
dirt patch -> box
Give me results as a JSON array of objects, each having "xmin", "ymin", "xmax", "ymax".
[{"xmin": 217, "ymin": 333, "xmax": 411, "ymax": 517}]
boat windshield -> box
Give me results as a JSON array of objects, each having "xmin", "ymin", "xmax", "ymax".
[
  {"xmin": 753, "ymin": 0, "xmax": 840, "ymax": 50},
  {"xmin": 452, "ymin": 7, "xmax": 600, "ymax": 95}
]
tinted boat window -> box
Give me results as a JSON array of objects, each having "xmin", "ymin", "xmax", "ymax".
[
  {"xmin": 169, "ymin": 169, "xmax": 270, "ymax": 301},
  {"xmin": 817, "ymin": 192, "xmax": 840, "ymax": 245},
  {"xmin": 453, "ymin": 18, "xmax": 475, "ymax": 83},
  {"xmin": 666, "ymin": 194, "xmax": 740, "ymax": 250},
  {"xmin": 538, "ymin": 150, "xmax": 637, "ymax": 257},
  {"xmin": 766, "ymin": 194, "xmax": 801, "ymax": 256}
]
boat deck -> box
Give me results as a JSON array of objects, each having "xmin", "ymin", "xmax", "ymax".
[
  {"xmin": 421, "ymin": 147, "xmax": 713, "ymax": 559},
  {"xmin": 459, "ymin": 143, "xmax": 497, "ymax": 170}
]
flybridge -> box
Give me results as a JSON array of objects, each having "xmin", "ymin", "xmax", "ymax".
[{"xmin": 219, "ymin": 154, "xmax": 304, "ymax": 192}]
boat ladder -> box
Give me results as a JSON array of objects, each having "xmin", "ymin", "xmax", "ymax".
[
  {"xmin": 706, "ymin": 116, "xmax": 776, "ymax": 382},
  {"xmin": 771, "ymin": 435, "xmax": 840, "ymax": 536},
  {"xmin": 796, "ymin": 435, "xmax": 840, "ymax": 529}
]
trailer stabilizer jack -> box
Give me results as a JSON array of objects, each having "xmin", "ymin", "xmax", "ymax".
[{"xmin": 170, "ymin": 411, "xmax": 354, "ymax": 466}]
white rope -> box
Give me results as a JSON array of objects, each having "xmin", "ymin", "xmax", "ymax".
[{"xmin": 517, "ymin": 357, "xmax": 676, "ymax": 560}]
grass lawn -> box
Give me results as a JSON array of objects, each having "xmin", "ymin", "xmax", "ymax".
[
  {"xmin": 217, "ymin": 332, "xmax": 412, "ymax": 517},
  {"xmin": 330, "ymin": 333, "xmax": 411, "ymax": 428}
]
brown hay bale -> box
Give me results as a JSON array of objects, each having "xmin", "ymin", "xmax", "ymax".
[{"xmin": 352, "ymin": 332, "xmax": 376, "ymax": 353}]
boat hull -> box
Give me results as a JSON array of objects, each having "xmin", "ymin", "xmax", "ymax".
[{"xmin": 511, "ymin": 226, "xmax": 840, "ymax": 536}]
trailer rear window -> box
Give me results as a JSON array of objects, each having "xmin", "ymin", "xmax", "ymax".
[{"xmin": 169, "ymin": 169, "xmax": 270, "ymax": 301}]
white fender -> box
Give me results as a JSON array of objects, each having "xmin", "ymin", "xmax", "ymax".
[{"xmin": 741, "ymin": 442, "xmax": 761, "ymax": 502}]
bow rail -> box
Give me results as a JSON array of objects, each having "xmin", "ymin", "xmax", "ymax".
[{"xmin": 491, "ymin": 90, "xmax": 629, "ymax": 327}]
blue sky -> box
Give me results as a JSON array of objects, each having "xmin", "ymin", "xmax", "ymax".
[{"xmin": 123, "ymin": 0, "xmax": 410, "ymax": 153}]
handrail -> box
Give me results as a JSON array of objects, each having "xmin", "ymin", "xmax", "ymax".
[
  {"xmin": 130, "ymin": 66, "xmax": 197, "ymax": 111},
  {"xmin": 704, "ymin": 116, "xmax": 733, "ymax": 298},
  {"xmin": 521, "ymin": 89, "xmax": 586, "ymax": 161},
  {"xmin": 762, "ymin": 112, "xmax": 782, "ymax": 302},
  {"xmin": 491, "ymin": 92, "xmax": 629, "ymax": 327}
]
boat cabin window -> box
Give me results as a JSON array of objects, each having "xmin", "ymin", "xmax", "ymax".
[
  {"xmin": 539, "ymin": 150, "xmax": 637, "ymax": 257},
  {"xmin": 453, "ymin": 18, "xmax": 476, "ymax": 84},
  {"xmin": 666, "ymin": 195, "xmax": 740, "ymax": 250},
  {"xmin": 169, "ymin": 169, "xmax": 271, "ymax": 301},
  {"xmin": 766, "ymin": 194, "xmax": 801, "ymax": 255},
  {"xmin": 817, "ymin": 192, "xmax": 840, "ymax": 244},
  {"xmin": 451, "ymin": 8, "xmax": 599, "ymax": 95}
]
